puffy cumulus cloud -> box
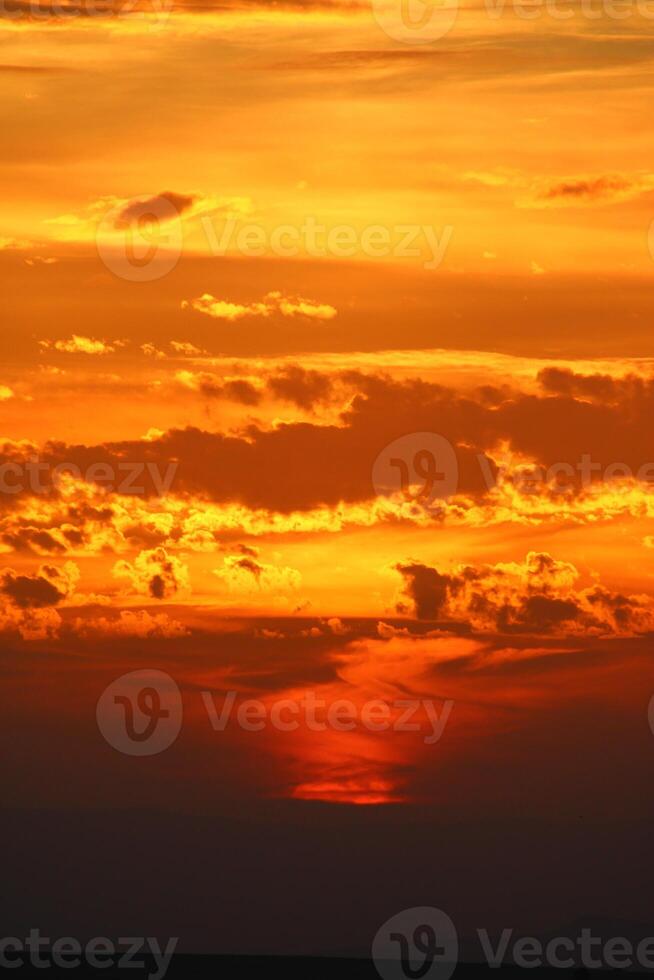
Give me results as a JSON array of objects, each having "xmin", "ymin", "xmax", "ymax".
[
  {"xmin": 325, "ymin": 616, "xmax": 348, "ymax": 635},
  {"xmin": 74, "ymin": 609, "xmax": 189, "ymax": 639},
  {"xmin": 0, "ymin": 605, "xmax": 62, "ymax": 642},
  {"xmin": 213, "ymin": 555, "xmax": 301, "ymax": 594},
  {"xmin": 170, "ymin": 341, "xmax": 208, "ymax": 357},
  {"xmin": 0, "ymin": 560, "xmax": 79, "ymax": 608},
  {"xmin": 176, "ymin": 364, "xmax": 339, "ymax": 410},
  {"xmin": 143, "ymin": 340, "xmax": 209, "ymax": 359},
  {"xmin": 291, "ymin": 616, "xmax": 350, "ymax": 638},
  {"xmin": 272, "ymin": 292, "xmax": 337, "ymax": 320},
  {"xmin": 0, "ymin": 486, "xmax": 124, "ymax": 558},
  {"xmin": 141, "ymin": 343, "xmax": 166, "ymax": 359},
  {"xmin": 394, "ymin": 552, "xmax": 654, "ymax": 637},
  {"xmin": 376, "ymin": 621, "xmax": 411, "ymax": 639},
  {"xmin": 182, "ymin": 290, "xmax": 337, "ymax": 322},
  {"xmin": 0, "ymin": 525, "xmax": 70, "ymax": 555},
  {"xmin": 0, "ymin": 474, "xmax": 428, "ymax": 563},
  {"xmin": 40, "ymin": 335, "xmax": 117, "ymax": 355},
  {"xmin": 0, "ymin": 560, "xmax": 79, "ymax": 641},
  {"xmin": 112, "ymin": 547, "xmax": 189, "ymax": 599}
]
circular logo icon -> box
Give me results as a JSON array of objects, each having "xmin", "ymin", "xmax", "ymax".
[
  {"xmin": 372, "ymin": 432, "xmax": 459, "ymax": 508},
  {"xmin": 96, "ymin": 669, "xmax": 183, "ymax": 756},
  {"xmin": 118, "ymin": 0, "xmax": 175, "ymax": 30},
  {"xmin": 371, "ymin": 0, "xmax": 459, "ymax": 45},
  {"xmin": 96, "ymin": 196, "xmax": 183, "ymax": 282},
  {"xmin": 373, "ymin": 907, "xmax": 458, "ymax": 980}
]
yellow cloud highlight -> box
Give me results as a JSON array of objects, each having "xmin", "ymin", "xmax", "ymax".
[
  {"xmin": 40, "ymin": 335, "xmax": 117, "ymax": 355},
  {"xmin": 182, "ymin": 291, "xmax": 337, "ymax": 322}
]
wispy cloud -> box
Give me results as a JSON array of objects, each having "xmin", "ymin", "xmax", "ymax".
[{"xmin": 182, "ymin": 290, "xmax": 337, "ymax": 322}]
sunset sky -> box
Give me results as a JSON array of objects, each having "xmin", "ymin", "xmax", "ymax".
[{"xmin": 3, "ymin": 0, "xmax": 654, "ymax": 959}]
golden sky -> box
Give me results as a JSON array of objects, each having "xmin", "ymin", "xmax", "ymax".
[{"xmin": 3, "ymin": 0, "xmax": 654, "ymax": 821}]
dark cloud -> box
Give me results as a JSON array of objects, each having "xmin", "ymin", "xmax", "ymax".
[
  {"xmin": 2, "ymin": 368, "xmax": 654, "ymax": 518},
  {"xmin": 114, "ymin": 547, "xmax": 188, "ymax": 600},
  {"xmin": 395, "ymin": 552, "xmax": 654, "ymax": 636},
  {"xmin": 267, "ymin": 365, "xmax": 332, "ymax": 409},
  {"xmin": 538, "ymin": 366, "xmax": 654, "ymax": 406},
  {"xmin": 0, "ymin": 563, "xmax": 76, "ymax": 608},
  {"xmin": 199, "ymin": 376, "xmax": 261, "ymax": 405},
  {"xmin": 117, "ymin": 191, "xmax": 198, "ymax": 226},
  {"xmin": 1, "ymin": 527, "xmax": 66, "ymax": 555},
  {"xmin": 394, "ymin": 562, "xmax": 453, "ymax": 620},
  {"xmin": 1, "ymin": 572, "xmax": 63, "ymax": 608},
  {"xmin": 233, "ymin": 557, "xmax": 263, "ymax": 579},
  {"xmin": 540, "ymin": 175, "xmax": 633, "ymax": 202}
]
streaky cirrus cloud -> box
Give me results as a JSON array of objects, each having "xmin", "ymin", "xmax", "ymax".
[{"xmin": 534, "ymin": 173, "xmax": 654, "ymax": 207}]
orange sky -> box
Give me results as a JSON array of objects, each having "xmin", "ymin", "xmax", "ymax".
[{"xmin": 3, "ymin": 0, "xmax": 654, "ymax": 821}]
